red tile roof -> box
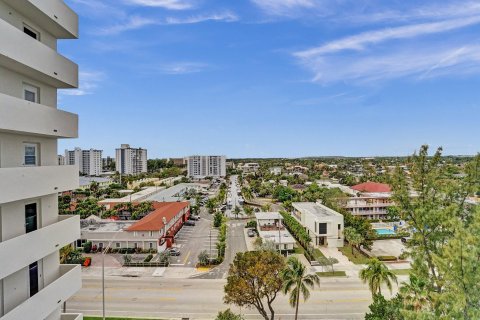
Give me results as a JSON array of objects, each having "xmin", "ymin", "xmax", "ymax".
[
  {"xmin": 126, "ymin": 202, "xmax": 189, "ymax": 232},
  {"xmin": 351, "ymin": 182, "xmax": 391, "ymax": 193}
]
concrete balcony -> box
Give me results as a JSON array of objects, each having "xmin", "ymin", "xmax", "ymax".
[
  {"xmin": 0, "ymin": 215, "xmax": 80, "ymax": 280},
  {"xmin": 3, "ymin": 0, "xmax": 78, "ymax": 39},
  {"xmin": 61, "ymin": 314, "xmax": 83, "ymax": 320},
  {"xmin": 1, "ymin": 265, "xmax": 81, "ymax": 320},
  {"xmin": 0, "ymin": 165, "xmax": 79, "ymax": 205},
  {"xmin": 0, "ymin": 92, "xmax": 78, "ymax": 138},
  {"xmin": 0, "ymin": 18, "xmax": 78, "ymax": 88}
]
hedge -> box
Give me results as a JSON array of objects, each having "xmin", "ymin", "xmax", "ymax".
[
  {"xmin": 279, "ymin": 211, "xmax": 311, "ymax": 248},
  {"xmin": 377, "ymin": 255, "xmax": 398, "ymax": 261},
  {"xmin": 367, "ymin": 232, "xmax": 410, "ymax": 240}
]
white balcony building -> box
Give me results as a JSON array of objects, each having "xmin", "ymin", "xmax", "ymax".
[
  {"xmin": 115, "ymin": 144, "xmax": 147, "ymax": 175},
  {"xmin": 0, "ymin": 1, "xmax": 82, "ymax": 319},
  {"xmin": 65, "ymin": 148, "xmax": 103, "ymax": 176},
  {"xmin": 187, "ymin": 155, "xmax": 226, "ymax": 178}
]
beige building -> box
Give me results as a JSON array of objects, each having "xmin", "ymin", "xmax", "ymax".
[
  {"xmin": 0, "ymin": 1, "xmax": 82, "ymax": 319},
  {"xmin": 115, "ymin": 144, "xmax": 147, "ymax": 175}
]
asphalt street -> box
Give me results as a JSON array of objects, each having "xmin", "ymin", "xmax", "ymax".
[{"xmin": 66, "ymin": 276, "xmax": 371, "ymax": 319}]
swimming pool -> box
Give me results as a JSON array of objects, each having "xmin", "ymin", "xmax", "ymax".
[{"xmin": 375, "ymin": 228, "xmax": 395, "ymax": 235}]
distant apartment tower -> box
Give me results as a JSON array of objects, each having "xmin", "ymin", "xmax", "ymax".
[
  {"xmin": 0, "ymin": 1, "xmax": 82, "ymax": 320},
  {"xmin": 187, "ymin": 155, "xmax": 226, "ymax": 178},
  {"xmin": 57, "ymin": 155, "xmax": 65, "ymax": 166},
  {"xmin": 65, "ymin": 148, "xmax": 102, "ymax": 176},
  {"xmin": 116, "ymin": 144, "xmax": 147, "ymax": 175},
  {"xmin": 102, "ymin": 156, "xmax": 114, "ymax": 171}
]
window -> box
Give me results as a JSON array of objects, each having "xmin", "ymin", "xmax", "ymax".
[
  {"xmin": 25, "ymin": 203, "xmax": 37, "ymax": 234},
  {"xmin": 149, "ymin": 231, "xmax": 153, "ymax": 237},
  {"xmin": 134, "ymin": 243, "xmax": 138, "ymax": 249},
  {"xmin": 23, "ymin": 24, "xmax": 39, "ymax": 40},
  {"xmin": 29, "ymin": 262, "xmax": 39, "ymax": 297},
  {"xmin": 318, "ymin": 223, "xmax": 327, "ymax": 234},
  {"xmin": 116, "ymin": 242, "xmax": 120, "ymax": 248},
  {"xmin": 24, "ymin": 143, "xmax": 38, "ymax": 166},
  {"xmin": 149, "ymin": 242, "xmax": 153, "ymax": 249},
  {"xmin": 23, "ymin": 83, "xmax": 39, "ymax": 103}
]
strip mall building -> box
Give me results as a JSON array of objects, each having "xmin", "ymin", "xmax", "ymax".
[{"xmin": 80, "ymin": 201, "xmax": 190, "ymax": 252}]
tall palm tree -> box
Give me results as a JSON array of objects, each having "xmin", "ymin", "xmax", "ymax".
[
  {"xmin": 282, "ymin": 257, "xmax": 320, "ymax": 320},
  {"xmin": 400, "ymin": 274, "xmax": 430, "ymax": 312},
  {"xmin": 359, "ymin": 258, "xmax": 398, "ymax": 297}
]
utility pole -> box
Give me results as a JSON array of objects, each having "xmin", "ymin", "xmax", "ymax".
[
  {"xmin": 278, "ymin": 217, "xmax": 282, "ymax": 255},
  {"xmin": 209, "ymin": 229, "xmax": 212, "ymax": 261}
]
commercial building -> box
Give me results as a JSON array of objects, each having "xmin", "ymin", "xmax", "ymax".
[
  {"xmin": 187, "ymin": 155, "xmax": 226, "ymax": 178},
  {"xmin": 115, "ymin": 144, "xmax": 147, "ymax": 175},
  {"xmin": 239, "ymin": 162, "xmax": 260, "ymax": 174},
  {"xmin": 81, "ymin": 202, "xmax": 190, "ymax": 251},
  {"xmin": 255, "ymin": 212, "xmax": 295, "ymax": 252},
  {"xmin": 292, "ymin": 202, "xmax": 344, "ymax": 248},
  {"xmin": 338, "ymin": 182, "xmax": 394, "ymax": 219},
  {"xmin": 65, "ymin": 148, "xmax": 102, "ymax": 176},
  {"xmin": 0, "ymin": 1, "xmax": 82, "ymax": 319}
]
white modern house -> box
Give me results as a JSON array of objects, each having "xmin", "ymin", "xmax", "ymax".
[
  {"xmin": 65, "ymin": 148, "xmax": 102, "ymax": 176},
  {"xmin": 115, "ymin": 144, "xmax": 147, "ymax": 175},
  {"xmin": 269, "ymin": 167, "xmax": 282, "ymax": 175},
  {"xmin": 187, "ymin": 155, "xmax": 226, "ymax": 178},
  {"xmin": 292, "ymin": 202, "xmax": 344, "ymax": 248},
  {"xmin": 239, "ymin": 162, "xmax": 260, "ymax": 174},
  {"xmin": 255, "ymin": 212, "xmax": 295, "ymax": 252},
  {"xmin": 0, "ymin": 1, "xmax": 82, "ymax": 319}
]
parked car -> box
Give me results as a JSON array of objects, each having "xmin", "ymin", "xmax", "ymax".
[
  {"xmin": 247, "ymin": 229, "xmax": 256, "ymax": 237},
  {"xmin": 401, "ymin": 236, "xmax": 413, "ymax": 243},
  {"xmin": 166, "ymin": 248, "xmax": 181, "ymax": 256},
  {"xmin": 189, "ymin": 215, "xmax": 200, "ymax": 221},
  {"xmin": 184, "ymin": 220, "xmax": 196, "ymax": 226}
]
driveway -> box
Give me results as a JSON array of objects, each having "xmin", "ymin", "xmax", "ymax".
[{"xmin": 370, "ymin": 239, "xmax": 406, "ymax": 258}]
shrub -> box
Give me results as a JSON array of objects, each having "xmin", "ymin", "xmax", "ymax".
[
  {"xmin": 246, "ymin": 220, "xmax": 257, "ymax": 229},
  {"xmin": 377, "ymin": 255, "xmax": 397, "ymax": 261},
  {"xmin": 83, "ymin": 241, "xmax": 92, "ymax": 253},
  {"xmin": 144, "ymin": 254, "xmax": 153, "ymax": 262},
  {"xmin": 280, "ymin": 211, "xmax": 311, "ymax": 248},
  {"xmin": 214, "ymin": 212, "xmax": 223, "ymax": 227},
  {"xmin": 198, "ymin": 250, "xmax": 210, "ymax": 266}
]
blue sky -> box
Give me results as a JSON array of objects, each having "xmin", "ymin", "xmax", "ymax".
[{"xmin": 59, "ymin": 0, "xmax": 480, "ymax": 158}]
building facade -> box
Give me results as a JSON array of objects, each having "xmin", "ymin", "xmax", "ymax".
[
  {"xmin": 187, "ymin": 155, "xmax": 226, "ymax": 178},
  {"xmin": 292, "ymin": 202, "xmax": 344, "ymax": 248},
  {"xmin": 255, "ymin": 212, "xmax": 295, "ymax": 252},
  {"xmin": 115, "ymin": 144, "xmax": 147, "ymax": 175},
  {"xmin": 65, "ymin": 148, "xmax": 102, "ymax": 176},
  {"xmin": 0, "ymin": 1, "xmax": 82, "ymax": 319},
  {"xmin": 338, "ymin": 182, "xmax": 394, "ymax": 219}
]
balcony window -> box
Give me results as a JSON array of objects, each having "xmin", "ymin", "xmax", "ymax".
[
  {"xmin": 25, "ymin": 203, "xmax": 37, "ymax": 234},
  {"xmin": 29, "ymin": 261, "xmax": 39, "ymax": 297},
  {"xmin": 23, "ymin": 24, "xmax": 39, "ymax": 40},
  {"xmin": 24, "ymin": 143, "xmax": 38, "ymax": 166},
  {"xmin": 23, "ymin": 83, "xmax": 39, "ymax": 103}
]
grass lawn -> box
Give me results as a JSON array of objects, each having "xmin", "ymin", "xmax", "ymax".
[
  {"xmin": 316, "ymin": 271, "xmax": 347, "ymax": 277},
  {"xmin": 391, "ymin": 269, "xmax": 411, "ymax": 275},
  {"xmin": 84, "ymin": 317, "xmax": 164, "ymax": 320},
  {"xmin": 293, "ymin": 244, "xmax": 306, "ymax": 255},
  {"xmin": 338, "ymin": 244, "xmax": 370, "ymax": 264},
  {"xmin": 312, "ymin": 248, "xmax": 326, "ymax": 260}
]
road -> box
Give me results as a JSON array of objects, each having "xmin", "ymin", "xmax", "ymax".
[
  {"xmin": 66, "ymin": 276, "xmax": 370, "ymax": 319},
  {"xmin": 226, "ymin": 175, "xmax": 243, "ymax": 218}
]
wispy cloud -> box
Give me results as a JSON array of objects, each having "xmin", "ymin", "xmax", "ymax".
[
  {"xmin": 157, "ymin": 62, "xmax": 208, "ymax": 75},
  {"xmin": 123, "ymin": 0, "xmax": 193, "ymax": 10},
  {"xmin": 165, "ymin": 11, "xmax": 238, "ymax": 24},
  {"xmin": 60, "ymin": 71, "xmax": 106, "ymax": 96},
  {"xmin": 251, "ymin": 0, "xmax": 317, "ymax": 17},
  {"xmin": 295, "ymin": 16, "xmax": 480, "ymax": 58},
  {"xmin": 96, "ymin": 15, "xmax": 157, "ymax": 35}
]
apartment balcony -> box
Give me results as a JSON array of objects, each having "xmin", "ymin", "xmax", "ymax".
[
  {"xmin": 0, "ymin": 165, "xmax": 79, "ymax": 205},
  {"xmin": 3, "ymin": 0, "xmax": 78, "ymax": 39},
  {"xmin": 61, "ymin": 314, "xmax": 83, "ymax": 320},
  {"xmin": 1, "ymin": 265, "xmax": 81, "ymax": 320},
  {"xmin": 0, "ymin": 92, "xmax": 78, "ymax": 138},
  {"xmin": 0, "ymin": 215, "xmax": 80, "ymax": 280},
  {"xmin": 0, "ymin": 18, "xmax": 78, "ymax": 88}
]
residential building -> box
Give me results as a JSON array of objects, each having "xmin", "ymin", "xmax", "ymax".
[
  {"xmin": 0, "ymin": 1, "xmax": 82, "ymax": 319},
  {"xmin": 102, "ymin": 156, "xmax": 114, "ymax": 171},
  {"xmin": 57, "ymin": 155, "xmax": 65, "ymax": 166},
  {"xmin": 115, "ymin": 144, "xmax": 147, "ymax": 175},
  {"xmin": 338, "ymin": 182, "xmax": 394, "ymax": 219},
  {"xmin": 187, "ymin": 155, "xmax": 226, "ymax": 178},
  {"xmin": 269, "ymin": 166, "xmax": 282, "ymax": 175},
  {"xmin": 78, "ymin": 176, "xmax": 112, "ymax": 190},
  {"xmin": 81, "ymin": 202, "xmax": 190, "ymax": 251},
  {"xmin": 65, "ymin": 148, "xmax": 102, "ymax": 176},
  {"xmin": 292, "ymin": 202, "xmax": 344, "ymax": 248},
  {"xmin": 255, "ymin": 212, "xmax": 295, "ymax": 252},
  {"xmin": 239, "ymin": 162, "xmax": 260, "ymax": 174}
]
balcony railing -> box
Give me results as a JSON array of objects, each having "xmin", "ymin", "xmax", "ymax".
[
  {"xmin": 0, "ymin": 92, "xmax": 78, "ymax": 138},
  {"xmin": 0, "ymin": 215, "xmax": 80, "ymax": 280},
  {"xmin": 60, "ymin": 313, "xmax": 83, "ymax": 320},
  {"xmin": 1, "ymin": 265, "xmax": 81, "ymax": 320},
  {"xmin": 0, "ymin": 165, "xmax": 79, "ymax": 204}
]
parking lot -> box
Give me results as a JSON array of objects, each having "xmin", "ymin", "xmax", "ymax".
[{"xmin": 168, "ymin": 210, "xmax": 219, "ymax": 267}]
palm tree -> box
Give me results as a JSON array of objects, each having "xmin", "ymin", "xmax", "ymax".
[
  {"xmin": 359, "ymin": 258, "xmax": 398, "ymax": 297},
  {"xmin": 400, "ymin": 274, "xmax": 430, "ymax": 312},
  {"xmin": 282, "ymin": 257, "xmax": 320, "ymax": 320},
  {"xmin": 343, "ymin": 227, "xmax": 363, "ymax": 255}
]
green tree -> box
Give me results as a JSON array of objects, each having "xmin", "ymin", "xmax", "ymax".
[
  {"xmin": 216, "ymin": 309, "xmax": 244, "ymax": 320},
  {"xmin": 234, "ymin": 206, "xmax": 241, "ymax": 218},
  {"xmin": 281, "ymin": 257, "xmax": 320, "ymax": 320},
  {"xmin": 399, "ymin": 274, "xmax": 431, "ymax": 314},
  {"xmin": 343, "ymin": 227, "xmax": 363, "ymax": 256},
  {"xmin": 359, "ymin": 258, "xmax": 397, "ymax": 297},
  {"xmin": 365, "ymin": 294, "xmax": 404, "ymax": 320},
  {"xmin": 206, "ymin": 198, "xmax": 217, "ymax": 213},
  {"xmin": 224, "ymin": 251, "xmax": 285, "ymax": 320}
]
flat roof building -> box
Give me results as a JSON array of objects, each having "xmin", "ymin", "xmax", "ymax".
[
  {"xmin": 255, "ymin": 212, "xmax": 295, "ymax": 252},
  {"xmin": 116, "ymin": 144, "xmax": 147, "ymax": 175}
]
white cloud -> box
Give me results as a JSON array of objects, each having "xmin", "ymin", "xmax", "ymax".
[
  {"xmin": 123, "ymin": 0, "xmax": 193, "ymax": 10},
  {"xmin": 251, "ymin": 0, "xmax": 317, "ymax": 16},
  {"xmin": 165, "ymin": 11, "xmax": 238, "ymax": 24},
  {"xmin": 295, "ymin": 16, "xmax": 480, "ymax": 58},
  {"xmin": 96, "ymin": 15, "xmax": 158, "ymax": 35},
  {"xmin": 157, "ymin": 62, "xmax": 208, "ymax": 75},
  {"xmin": 60, "ymin": 71, "xmax": 105, "ymax": 96}
]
